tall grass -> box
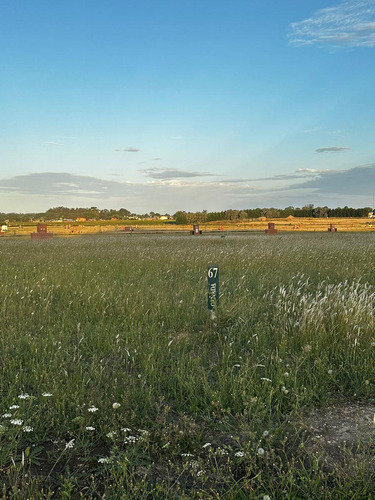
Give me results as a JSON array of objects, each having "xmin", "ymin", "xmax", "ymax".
[{"xmin": 1, "ymin": 233, "xmax": 375, "ymax": 498}]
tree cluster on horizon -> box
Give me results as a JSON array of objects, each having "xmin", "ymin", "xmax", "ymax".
[
  {"xmin": 174, "ymin": 205, "xmax": 372, "ymax": 224},
  {"xmin": 0, "ymin": 204, "xmax": 373, "ymax": 223}
]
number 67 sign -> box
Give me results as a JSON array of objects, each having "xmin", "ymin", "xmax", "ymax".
[{"xmin": 207, "ymin": 265, "xmax": 219, "ymax": 310}]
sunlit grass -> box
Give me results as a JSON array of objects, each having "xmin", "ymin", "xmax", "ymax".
[{"xmin": 1, "ymin": 233, "xmax": 375, "ymax": 498}]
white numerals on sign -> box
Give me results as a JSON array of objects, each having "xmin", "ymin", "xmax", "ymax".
[{"xmin": 207, "ymin": 265, "xmax": 219, "ymax": 310}]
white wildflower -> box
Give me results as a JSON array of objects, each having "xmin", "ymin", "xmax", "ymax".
[
  {"xmin": 98, "ymin": 457, "xmax": 110, "ymax": 463},
  {"xmin": 42, "ymin": 393, "xmax": 53, "ymax": 397},
  {"xmin": 215, "ymin": 447, "xmax": 229, "ymax": 455},
  {"xmin": 2, "ymin": 413, "xmax": 12, "ymax": 418},
  {"xmin": 124, "ymin": 435, "xmax": 138, "ymax": 443},
  {"xmin": 88, "ymin": 406, "xmax": 98, "ymax": 413},
  {"xmin": 112, "ymin": 402, "xmax": 121, "ymax": 409},
  {"xmin": 85, "ymin": 426, "xmax": 95, "ymax": 431},
  {"xmin": 9, "ymin": 405, "xmax": 19, "ymax": 410},
  {"xmin": 18, "ymin": 393, "xmax": 30, "ymax": 400},
  {"xmin": 235, "ymin": 451, "xmax": 245, "ymax": 457},
  {"xmin": 257, "ymin": 447, "xmax": 265, "ymax": 456},
  {"xmin": 106, "ymin": 431, "xmax": 117, "ymax": 438},
  {"xmin": 328, "ymin": 369, "xmax": 333, "ymax": 375},
  {"xmin": 261, "ymin": 377, "xmax": 272, "ymax": 382},
  {"xmin": 23, "ymin": 426, "xmax": 33, "ymax": 433},
  {"xmin": 263, "ymin": 430, "xmax": 269, "ymax": 437},
  {"xmin": 138, "ymin": 429, "xmax": 150, "ymax": 437},
  {"xmin": 202, "ymin": 442, "xmax": 211, "ymax": 448},
  {"xmin": 263, "ymin": 495, "xmax": 271, "ymax": 500},
  {"xmin": 10, "ymin": 419, "xmax": 23, "ymax": 426},
  {"xmin": 197, "ymin": 470, "xmax": 206, "ymax": 477},
  {"xmin": 284, "ymin": 372, "xmax": 289, "ymax": 378},
  {"xmin": 121, "ymin": 427, "xmax": 131, "ymax": 432},
  {"xmin": 65, "ymin": 439, "xmax": 75, "ymax": 449},
  {"xmin": 181, "ymin": 453, "xmax": 194, "ymax": 457}
]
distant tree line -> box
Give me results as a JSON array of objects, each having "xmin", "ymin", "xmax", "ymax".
[
  {"xmin": 173, "ymin": 205, "xmax": 372, "ymax": 224},
  {"xmin": 0, "ymin": 204, "xmax": 373, "ymax": 223},
  {"xmin": 0, "ymin": 206, "xmax": 134, "ymax": 222}
]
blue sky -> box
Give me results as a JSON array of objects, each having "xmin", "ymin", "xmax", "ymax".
[{"xmin": 1, "ymin": 0, "xmax": 375, "ymax": 213}]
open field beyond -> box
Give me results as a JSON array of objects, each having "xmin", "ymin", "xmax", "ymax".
[
  {"xmin": 2, "ymin": 217, "xmax": 375, "ymax": 238},
  {"xmin": 1, "ymin": 233, "xmax": 375, "ymax": 498}
]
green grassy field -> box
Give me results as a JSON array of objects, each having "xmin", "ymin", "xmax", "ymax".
[{"xmin": 1, "ymin": 233, "xmax": 375, "ymax": 499}]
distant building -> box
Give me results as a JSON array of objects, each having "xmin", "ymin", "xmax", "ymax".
[{"xmin": 76, "ymin": 217, "xmax": 87, "ymax": 222}]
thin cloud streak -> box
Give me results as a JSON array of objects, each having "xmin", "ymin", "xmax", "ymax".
[
  {"xmin": 114, "ymin": 147, "xmax": 140, "ymax": 152},
  {"xmin": 289, "ymin": 0, "xmax": 375, "ymax": 48},
  {"xmin": 140, "ymin": 168, "xmax": 217, "ymax": 179},
  {"xmin": 0, "ymin": 173, "xmax": 140, "ymax": 198},
  {"xmin": 296, "ymin": 168, "xmax": 338, "ymax": 174},
  {"xmin": 315, "ymin": 146, "xmax": 350, "ymax": 153}
]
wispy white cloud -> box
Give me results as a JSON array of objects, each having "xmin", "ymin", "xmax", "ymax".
[
  {"xmin": 303, "ymin": 127, "xmax": 322, "ymax": 134},
  {"xmin": 43, "ymin": 141, "xmax": 64, "ymax": 146},
  {"xmin": 289, "ymin": 0, "xmax": 375, "ymax": 48},
  {"xmin": 114, "ymin": 147, "xmax": 140, "ymax": 152},
  {"xmin": 0, "ymin": 173, "xmax": 137, "ymax": 198},
  {"xmin": 297, "ymin": 168, "xmax": 335, "ymax": 174},
  {"xmin": 303, "ymin": 127, "xmax": 345, "ymax": 135},
  {"xmin": 139, "ymin": 168, "xmax": 217, "ymax": 179},
  {"xmin": 327, "ymin": 129, "xmax": 345, "ymax": 135},
  {"xmin": 315, "ymin": 146, "xmax": 350, "ymax": 153}
]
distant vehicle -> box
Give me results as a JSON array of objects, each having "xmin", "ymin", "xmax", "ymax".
[{"xmin": 1, "ymin": 225, "xmax": 8, "ymax": 232}]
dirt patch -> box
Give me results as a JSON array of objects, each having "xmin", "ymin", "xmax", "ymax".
[{"xmin": 302, "ymin": 400, "xmax": 375, "ymax": 470}]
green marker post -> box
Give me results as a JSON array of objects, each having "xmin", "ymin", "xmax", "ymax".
[{"xmin": 207, "ymin": 265, "xmax": 219, "ymax": 324}]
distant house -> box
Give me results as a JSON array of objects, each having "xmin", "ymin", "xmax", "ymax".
[
  {"xmin": 159, "ymin": 216, "xmax": 168, "ymax": 220},
  {"xmin": 76, "ymin": 217, "xmax": 87, "ymax": 222}
]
